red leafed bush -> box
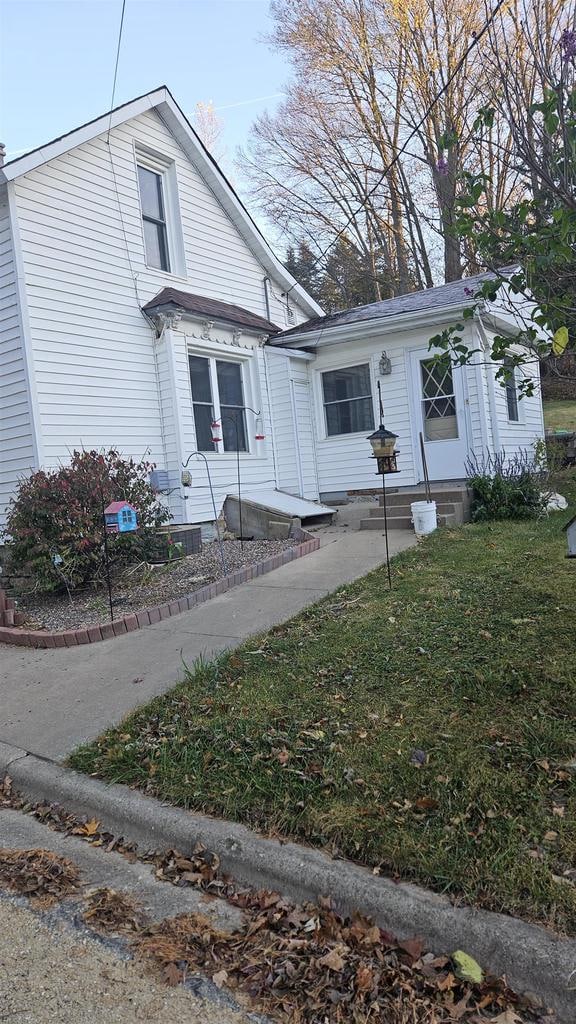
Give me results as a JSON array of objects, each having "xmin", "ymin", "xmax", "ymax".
[{"xmin": 5, "ymin": 450, "xmax": 171, "ymax": 594}]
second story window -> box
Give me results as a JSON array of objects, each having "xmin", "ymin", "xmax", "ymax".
[{"xmin": 137, "ymin": 164, "xmax": 170, "ymax": 272}]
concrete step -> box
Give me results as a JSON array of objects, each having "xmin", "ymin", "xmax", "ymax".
[
  {"xmin": 381, "ymin": 489, "xmax": 468, "ymax": 507},
  {"xmin": 368, "ymin": 501, "xmax": 457, "ymax": 517},
  {"xmin": 360, "ymin": 512, "xmax": 457, "ymax": 531}
]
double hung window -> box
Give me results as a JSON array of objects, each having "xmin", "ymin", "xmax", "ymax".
[
  {"xmin": 189, "ymin": 355, "xmax": 248, "ymax": 452},
  {"xmin": 504, "ymin": 356, "xmax": 519, "ymax": 422},
  {"xmin": 137, "ymin": 164, "xmax": 170, "ymax": 272},
  {"xmin": 321, "ymin": 363, "xmax": 374, "ymax": 436}
]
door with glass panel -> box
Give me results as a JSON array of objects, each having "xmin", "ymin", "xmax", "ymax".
[{"xmin": 410, "ymin": 351, "xmax": 469, "ymax": 480}]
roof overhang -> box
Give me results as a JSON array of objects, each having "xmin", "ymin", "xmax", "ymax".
[
  {"xmin": 1, "ymin": 86, "xmax": 323, "ymax": 321},
  {"xmin": 271, "ymin": 301, "xmax": 485, "ymax": 349},
  {"xmin": 147, "ymin": 301, "xmax": 275, "ymax": 338}
]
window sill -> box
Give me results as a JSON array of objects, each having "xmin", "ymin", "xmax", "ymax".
[
  {"xmin": 142, "ymin": 263, "xmax": 189, "ymax": 283},
  {"xmin": 317, "ymin": 430, "xmax": 375, "ymax": 443}
]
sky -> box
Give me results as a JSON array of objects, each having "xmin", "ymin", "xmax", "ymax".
[{"xmin": 0, "ymin": 0, "xmax": 290, "ymax": 165}]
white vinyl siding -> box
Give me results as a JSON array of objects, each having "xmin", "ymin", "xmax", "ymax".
[
  {"xmin": 0, "ymin": 197, "xmax": 36, "ymax": 531},
  {"xmin": 8, "ymin": 108, "xmax": 309, "ymax": 517},
  {"xmin": 312, "ymin": 336, "xmax": 417, "ymax": 495},
  {"xmin": 265, "ymin": 350, "xmax": 300, "ymax": 496},
  {"xmin": 169, "ymin": 328, "xmax": 277, "ymax": 523}
]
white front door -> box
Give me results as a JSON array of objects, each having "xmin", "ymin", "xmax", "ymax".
[
  {"xmin": 291, "ymin": 379, "xmax": 319, "ymax": 499},
  {"xmin": 410, "ymin": 351, "xmax": 470, "ymax": 481}
]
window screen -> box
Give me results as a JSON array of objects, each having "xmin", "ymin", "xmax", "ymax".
[{"xmin": 322, "ymin": 364, "xmax": 374, "ymax": 436}]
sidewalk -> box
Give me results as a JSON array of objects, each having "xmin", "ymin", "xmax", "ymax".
[{"xmin": 0, "ymin": 523, "xmax": 415, "ymax": 761}]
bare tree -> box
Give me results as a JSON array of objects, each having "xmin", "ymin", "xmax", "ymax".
[{"xmin": 193, "ymin": 101, "xmax": 226, "ymax": 163}]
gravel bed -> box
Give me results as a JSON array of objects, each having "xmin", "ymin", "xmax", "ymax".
[
  {"xmin": 0, "ymin": 898, "xmax": 252, "ymax": 1024},
  {"xmin": 17, "ymin": 539, "xmax": 295, "ymax": 632}
]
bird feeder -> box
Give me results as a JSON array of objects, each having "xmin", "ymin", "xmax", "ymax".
[
  {"xmin": 104, "ymin": 501, "xmax": 138, "ymax": 533},
  {"xmin": 367, "ymin": 423, "xmax": 400, "ymax": 474},
  {"xmin": 254, "ymin": 414, "xmax": 265, "ymax": 441},
  {"xmin": 564, "ymin": 514, "xmax": 576, "ymax": 558}
]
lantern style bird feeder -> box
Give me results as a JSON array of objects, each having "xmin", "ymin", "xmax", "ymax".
[
  {"xmin": 104, "ymin": 501, "xmax": 138, "ymax": 533},
  {"xmin": 368, "ymin": 381, "xmax": 400, "ymax": 590},
  {"xmin": 367, "ymin": 423, "xmax": 400, "ymax": 475}
]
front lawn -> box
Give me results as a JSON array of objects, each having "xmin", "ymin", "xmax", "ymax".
[
  {"xmin": 70, "ymin": 479, "xmax": 576, "ymax": 933},
  {"xmin": 544, "ymin": 398, "xmax": 576, "ymax": 431}
]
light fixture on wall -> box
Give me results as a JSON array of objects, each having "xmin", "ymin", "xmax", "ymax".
[{"xmin": 379, "ymin": 351, "xmax": 392, "ymax": 375}]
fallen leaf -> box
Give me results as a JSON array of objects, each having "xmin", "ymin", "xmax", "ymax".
[
  {"xmin": 318, "ymin": 948, "xmax": 346, "ymax": 972},
  {"xmin": 163, "ymin": 963, "xmax": 183, "ymax": 987},
  {"xmin": 410, "ymin": 749, "xmax": 427, "ymax": 767},
  {"xmin": 437, "ymin": 971, "xmax": 456, "ymax": 991},
  {"xmin": 414, "ymin": 796, "xmax": 439, "ymax": 811},
  {"xmin": 543, "ymin": 830, "xmax": 558, "ymax": 841},
  {"xmin": 77, "ymin": 818, "xmax": 100, "ymax": 837},
  {"xmin": 552, "ymin": 804, "xmax": 565, "ymax": 817},
  {"xmin": 452, "ymin": 949, "xmax": 483, "ymax": 984},
  {"xmin": 355, "ymin": 964, "xmax": 374, "ymax": 990},
  {"xmin": 489, "ymin": 1011, "xmax": 524, "ymax": 1024},
  {"xmin": 397, "ymin": 936, "xmax": 424, "ymax": 960}
]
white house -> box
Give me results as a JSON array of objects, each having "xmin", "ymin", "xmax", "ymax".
[
  {"xmin": 0, "ymin": 87, "xmax": 545, "ymax": 533},
  {"xmin": 268, "ymin": 277, "xmax": 546, "ymax": 502}
]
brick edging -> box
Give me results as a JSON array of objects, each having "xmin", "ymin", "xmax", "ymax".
[{"xmin": 0, "ymin": 530, "xmax": 320, "ymax": 649}]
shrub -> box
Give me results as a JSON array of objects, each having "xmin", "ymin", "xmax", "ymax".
[
  {"xmin": 465, "ymin": 449, "xmax": 546, "ymax": 522},
  {"xmin": 5, "ymin": 450, "xmax": 171, "ymax": 594}
]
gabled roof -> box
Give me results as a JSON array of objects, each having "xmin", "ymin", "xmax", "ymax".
[
  {"xmin": 1, "ymin": 86, "xmax": 323, "ymax": 321},
  {"xmin": 272, "ymin": 271, "xmax": 499, "ymax": 344},
  {"xmin": 105, "ymin": 501, "xmax": 136, "ymax": 514},
  {"xmin": 143, "ymin": 287, "xmax": 280, "ymax": 334}
]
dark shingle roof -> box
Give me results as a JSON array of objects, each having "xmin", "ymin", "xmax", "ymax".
[
  {"xmin": 272, "ymin": 271, "xmax": 502, "ymax": 343},
  {"xmin": 143, "ymin": 287, "xmax": 280, "ymax": 334}
]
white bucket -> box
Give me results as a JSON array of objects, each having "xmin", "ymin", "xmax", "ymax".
[{"xmin": 411, "ymin": 500, "xmax": 437, "ymax": 536}]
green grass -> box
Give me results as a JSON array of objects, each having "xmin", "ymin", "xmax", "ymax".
[
  {"xmin": 544, "ymin": 399, "xmax": 576, "ymax": 431},
  {"xmin": 70, "ymin": 478, "xmax": 576, "ymax": 933}
]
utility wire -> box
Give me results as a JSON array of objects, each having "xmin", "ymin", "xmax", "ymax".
[
  {"xmin": 107, "ymin": 0, "xmax": 127, "ymax": 141},
  {"xmin": 285, "ymin": 0, "xmax": 508, "ymax": 300}
]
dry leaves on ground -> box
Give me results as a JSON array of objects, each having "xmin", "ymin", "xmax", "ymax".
[
  {"xmin": 133, "ymin": 890, "xmax": 545, "ymax": 1024},
  {"xmin": 0, "ymin": 782, "xmax": 554, "ymax": 1024},
  {"xmin": 82, "ymin": 887, "xmax": 146, "ymax": 934},
  {"xmin": 0, "ymin": 847, "xmax": 80, "ymax": 905}
]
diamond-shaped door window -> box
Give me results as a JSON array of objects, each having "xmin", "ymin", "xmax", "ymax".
[{"xmin": 420, "ymin": 359, "xmax": 458, "ymax": 440}]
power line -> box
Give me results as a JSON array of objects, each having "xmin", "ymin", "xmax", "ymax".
[
  {"xmin": 107, "ymin": 0, "xmax": 127, "ymax": 141},
  {"xmin": 285, "ymin": 0, "xmax": 508, "ymax": 299}
]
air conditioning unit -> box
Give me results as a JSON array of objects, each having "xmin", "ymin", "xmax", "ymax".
[{"xmin": 149, "ymin": 469, "xmax": 171, "ymax": 492}]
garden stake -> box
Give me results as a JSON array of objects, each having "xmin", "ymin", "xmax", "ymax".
[
  {"xmin": 213, "ymin": 407, "xmax": 262, "ymax": 550},
  {"xmin": 99, "ymin": 484, "xmax": 114, "ymax": 622},
  {"xmin": 377, "ymin": 381, "xmax": 394, "ymax": 590},
  {"xmin": 182, "ymin": 451, "xmax": 226, "ymax": 573}
]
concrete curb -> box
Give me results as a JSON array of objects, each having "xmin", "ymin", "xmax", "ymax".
[
  {"xmin": 0, "ymin": 529, "xmax": 319, "ymax": 649},
  {"xmin": 1, "ymin": 744, "xmax": 574, "ymax": 1020}
]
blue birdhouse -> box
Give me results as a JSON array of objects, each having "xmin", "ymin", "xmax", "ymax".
[{"xmin": 104, "ymin": 501, "xmax": 138, "ymax": 533}]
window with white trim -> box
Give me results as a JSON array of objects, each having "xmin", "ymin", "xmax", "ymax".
[
  {"xmin": 188, "ymin": 354, "xmax": 248, "ymax": 452},
  {"xmin": 504, "ymin": 356, "xmax": 519, "ymax": 422},
  {"xmin": 321, "ymin": 363, "xmax": 374, "ymax": 436},
  {"xmin": 137, "ymin": 164, "xmax": 170, "ymax": 272}
]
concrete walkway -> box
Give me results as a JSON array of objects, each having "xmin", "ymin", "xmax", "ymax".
[{"xmin": 0, "ymin": 521, "xmax": 415, "ymax": 761}]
